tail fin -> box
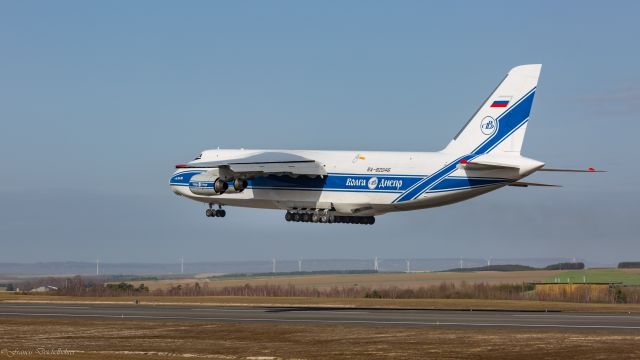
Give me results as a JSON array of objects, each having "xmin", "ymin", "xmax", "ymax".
[{"xmin": 442, "ymin": 64, "xmax": 541, "ymax": 156}]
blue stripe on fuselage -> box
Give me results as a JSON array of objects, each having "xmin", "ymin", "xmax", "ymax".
[
  {"xmin": 171, "ymin": 171, "xmax": 507, "ymax": 194},
  {"xmin": 431, "ymin": 177, "xmax": 508, "ymax": 191},
  {"xmin": 250, "ymin": 174, "xmax": 421, "ymax": 192},
  {"xmin": 170, "ymin": 170, "xmax": 205, "ymax": 185}
]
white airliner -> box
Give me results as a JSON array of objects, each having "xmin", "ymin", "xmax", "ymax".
[{"xmin": 170, "ymin": 64, "xmax": 601, "ymax": 224}]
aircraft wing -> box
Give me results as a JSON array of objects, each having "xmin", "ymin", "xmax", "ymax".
[{"xmin": 175, "ymin": 151, "xmax": 327, "ymax": 177}]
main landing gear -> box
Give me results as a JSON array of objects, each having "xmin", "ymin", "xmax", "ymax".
[
  {"xmin": 205, "ymin": 204, "xmax": 226, "ymax": 218},
  {"xmin": 284, "ymin": 210, "xmax": 375, "ymax": 225}
]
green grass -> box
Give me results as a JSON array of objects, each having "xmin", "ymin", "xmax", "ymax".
[{"xmin": 546, "ymin": 269, "xmax": 640, "ymax": 285}]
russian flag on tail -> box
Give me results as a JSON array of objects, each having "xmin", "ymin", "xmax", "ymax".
[{"xmin": 490, "ymin": 100, "xmax": 509, "ymax": 108}]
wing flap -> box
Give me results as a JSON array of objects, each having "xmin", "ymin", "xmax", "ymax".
[
  {"xmin": 175, "ymin": 151, "xmax": 327, "ymax": 177},
  {"xmin": 228, "ymin": 161, "xmax": 326, "ymax": 176}
]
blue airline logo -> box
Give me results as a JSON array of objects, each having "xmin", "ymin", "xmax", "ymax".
[{"xmin": 480, "ymin": 116, "xmax": 496, "ymax": 135}]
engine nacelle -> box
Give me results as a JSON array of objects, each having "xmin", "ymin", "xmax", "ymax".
[
  {"xmin": 188, "ymin": 169, "xmax": 242, "ymax": 196},
  {"xmin": 233, "ymin": 178, "xmax": 248, "ymax": 192}
]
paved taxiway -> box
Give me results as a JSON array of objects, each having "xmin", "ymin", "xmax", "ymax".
[{"xmin": 1, "ymin": 302, "xmax": 639, "ymax": 330}]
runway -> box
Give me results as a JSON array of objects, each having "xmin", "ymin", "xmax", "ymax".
[{"xmin": 1, "ymin": 302, "xmax": 640, "ymax": 330}]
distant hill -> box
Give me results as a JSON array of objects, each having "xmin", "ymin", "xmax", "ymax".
[
  {"xmin": 212, "ymin": 269, "xmax": 378, "ymax": 279},
  {"xmin": 544, "ymin": 262, "xmax": 585, "ymax": 270},
  {"xmin": 443, "ymin": 262, "xmax": 586, "ymax": 272},
  {"xmin": 618, "ymin": 262, "xmax": 640, "ymax": 269},
  {"xmin": 442, "ymin": 264, "xmax": 536, "ymax": 272},
  {"xmin": 444, "ymin": 262, "xmax": 588, "ymax": 272}
]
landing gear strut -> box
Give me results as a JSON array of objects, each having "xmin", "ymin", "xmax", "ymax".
[{"xmin": 205, "ymin": 204, "xmax": 226, "ymax": 218}]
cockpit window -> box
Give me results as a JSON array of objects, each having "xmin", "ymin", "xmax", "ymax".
[{"xmin": 194, "ymin": 153, "xmax": 202, "ymax": 160}]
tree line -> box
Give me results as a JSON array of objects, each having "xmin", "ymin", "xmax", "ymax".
[{"xmin": 15, "ymin": 276, "xmax": 640, "ymax": 304}]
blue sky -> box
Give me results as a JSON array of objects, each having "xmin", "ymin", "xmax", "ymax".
[{"xmin": 0, "ymin": 1, "xmax": 637, "ymax": 264}]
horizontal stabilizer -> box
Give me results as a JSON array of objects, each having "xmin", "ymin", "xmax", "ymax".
[
  {"xmin": 457, "ymin": 159, "xmax": 520, "ymax": 171},
  {"xmin": 538, "ymin": 167, "xmax": 606, "ymax": 173},
  {"xmin": 508, "ymin": 181, "xmax": 561, "ymax": 188}
]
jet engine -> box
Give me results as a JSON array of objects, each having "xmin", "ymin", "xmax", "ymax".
[
  {"xmin": 188, "ymin": 170, "xmax": 227, "ymax": 196},
  {"xmin": 188, "ymin": 169, "xmax": 248, "ymax": 196}
]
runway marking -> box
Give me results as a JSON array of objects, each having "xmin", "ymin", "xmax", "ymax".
[
  {"xmin": 275, "ymin": 310, "xmax": 370, "ymax": 314},
  {"xmin": 189, "ymin": 308, "xmax": 368, "ymax": 315},
  {"xmin": 1, "ymin": 312, "xmax": 640, "ymax": 330},
  {"xmin": 512, "ymin": 314, "xmax": 640, "ymax": 320},
  {"xmin": 1, "ymin": 305, "xmax": 91, "ymax": 309},
  {"xmin": 189, "ymin": 308, "xmax": 265, "ymax": 312}
]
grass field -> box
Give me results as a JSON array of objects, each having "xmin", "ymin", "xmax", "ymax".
[
  {"xmin": 125, "ymin": 270, "xmax": 562, "ymax": 291},
  {"xmin": 546, "ymin": 268, "xmax": 640, "ymax": 285},
  {"xmin": 0, "ymin": 316, "xmax": 638, "ymax": 359}
]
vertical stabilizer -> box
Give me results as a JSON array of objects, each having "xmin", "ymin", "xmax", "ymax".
[{"xmin": 442, "ymin": 64, "xmax": 541, "ymax": 156}]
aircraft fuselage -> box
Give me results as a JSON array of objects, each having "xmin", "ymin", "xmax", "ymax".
[{"xmin": 170, "ymin": 148, "xmax": 543, "ymax": 216}]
